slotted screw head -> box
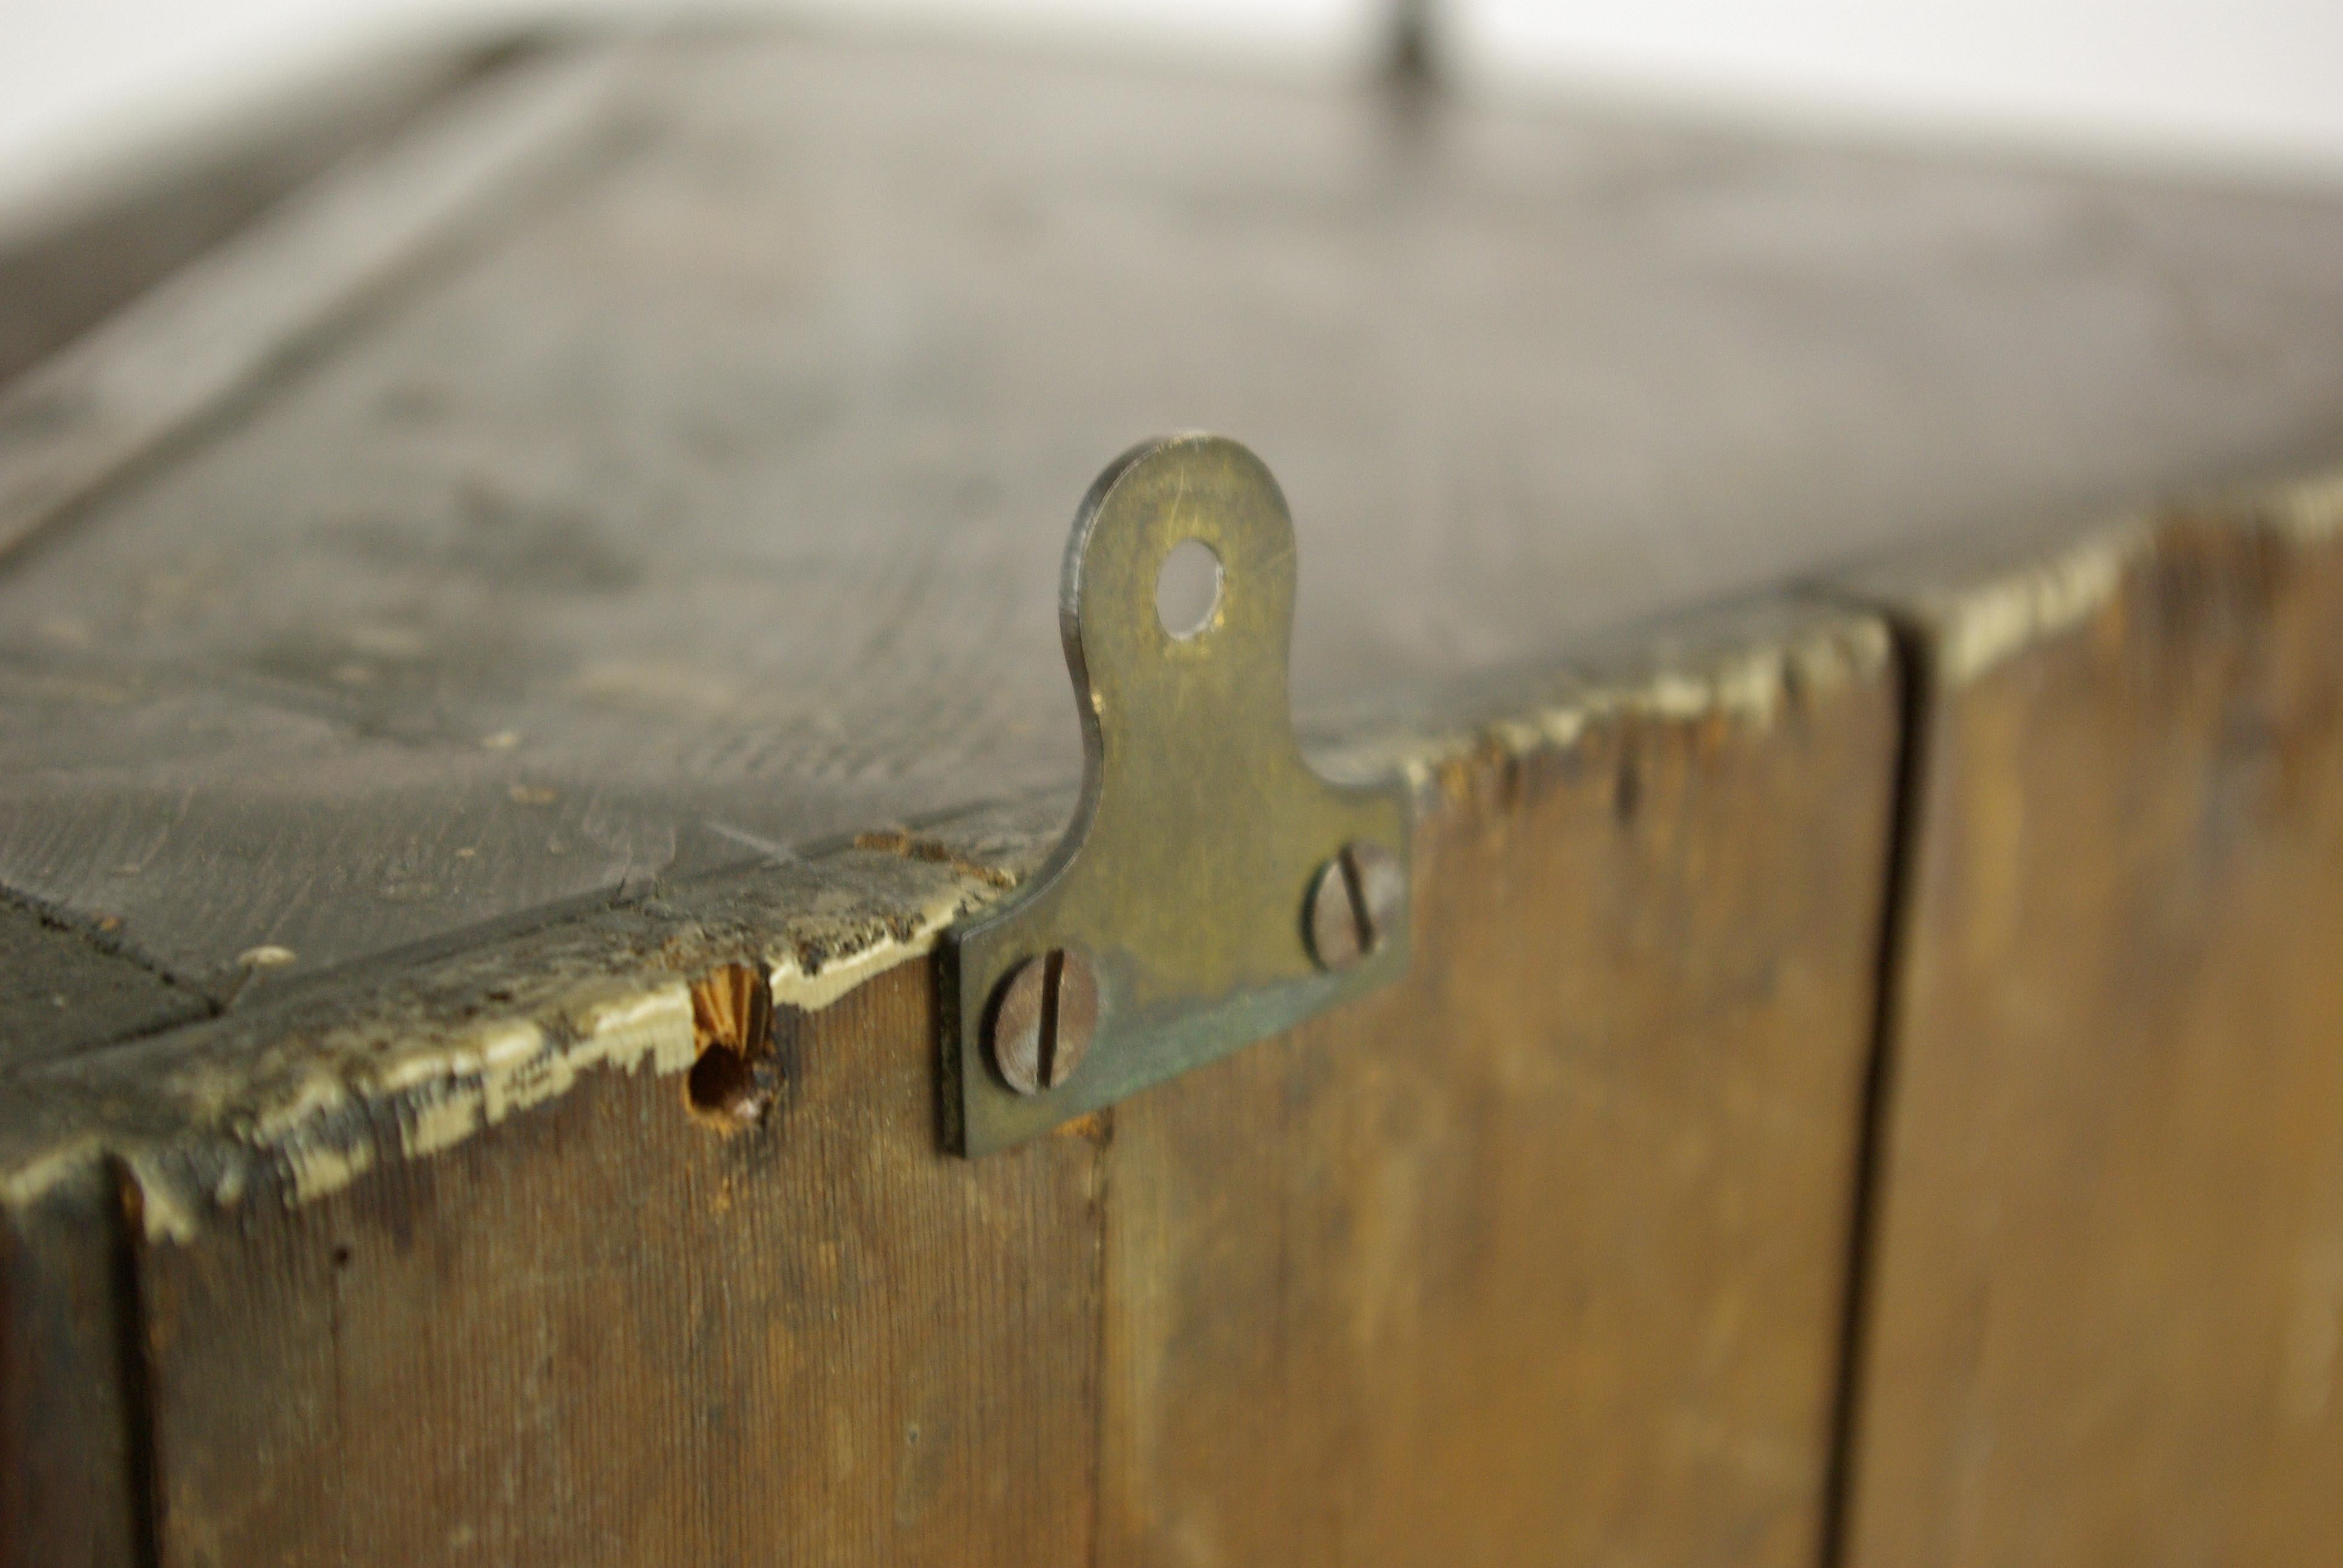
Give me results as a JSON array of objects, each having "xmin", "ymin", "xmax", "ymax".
[
  {"xmin": 1306, "ymin": 841, "xmax": 1403, "ymax": 970},
  {"xmin": 989, "ymin": 948, "xmax": 1099, "ymax": 1094}
]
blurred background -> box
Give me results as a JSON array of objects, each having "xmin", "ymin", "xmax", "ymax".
[{"xmin": 5, "ymin": 0, "xmax": 2342, "ymax": 232}]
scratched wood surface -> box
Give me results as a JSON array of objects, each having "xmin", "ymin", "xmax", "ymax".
[
  {"xmin": 1835, "ymin": 477, "xmax": 2343, "ymax": 1568},
  {"xmin": 3, "ymin": 31, "xmax": 2342, "ymax": 1007}
]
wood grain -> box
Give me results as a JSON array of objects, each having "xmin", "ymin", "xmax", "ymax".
[
  {"xmin": 134, "ymin": 957, "xmax": 1104, "ymax": 1567},
  {"xmin": 1098, "ymin": 606, "xmax": 1900, "ymax": 1567},
  {"xmin": 1837, "ymin": 476, "xmax": 2343, "ymax": 1567}
]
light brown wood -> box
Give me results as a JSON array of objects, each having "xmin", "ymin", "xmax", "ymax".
[
  {"xmin": 135, "ymin": 959, "xmax": 1104, "ymax": 1567},
  {"xmin": 1837, "ymin": 475, "xmax": 2343, "ymax": 1567},
  {"xmin": 1098, "ymin": 606, "xmax": 1901, "ymax": 1567}
]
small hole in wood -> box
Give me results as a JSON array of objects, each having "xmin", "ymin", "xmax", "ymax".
[
  {"xmin": 1156, "ymin": 539, "xmax": 1221, "ymax": 639},
  {"xmin": 687, "ymin": 963, "xmax": 776, "ymax": 1129}
]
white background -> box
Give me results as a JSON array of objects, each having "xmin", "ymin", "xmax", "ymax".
[{"xmin": 3, "ymin": 0, "xmax": 2341, "ymax": 220}]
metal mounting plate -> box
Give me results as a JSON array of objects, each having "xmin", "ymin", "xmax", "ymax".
[{"xmin": 943, "ymin": 434, "xmax": 1411, "ymax": 1155}]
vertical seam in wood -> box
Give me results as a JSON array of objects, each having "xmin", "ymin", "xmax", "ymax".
[
  {"xmin": 1813, "ymin": 605, "xmax": 1936, "ymax": 1568},
  {"xmin": 103, "ymin": 1156, "xmax": 162, "ymax": 1568}
]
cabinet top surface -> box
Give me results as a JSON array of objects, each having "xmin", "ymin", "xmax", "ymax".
[{"xmin": 2, "ymin": 31, "xmax": 2340, "ymax": 998}]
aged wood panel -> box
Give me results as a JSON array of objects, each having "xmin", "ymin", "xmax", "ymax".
[
  {"xmin": 1099, "ymin": 606, "xmax": 1899, "ymax": 1567},
  {"xmin": 1, "ymin": 24, "xmax": 2340, "ymax": 1566},
  {"xmin": 0, "ymin": 1157, "xmax": 144, "ymax": 1568},
  {"xmin": 4, "ymin": 31, "xmax": 2342, "ymax": 996},
  {"xmin": 1837, "ymin": 474, "xmax": 2343, "ymax": 1567},
  {"xmin": 133, "ymin": 955, "xmax": 1104, "ymax": 1567},
  {"xmin": 0, "ymin": 596, "xmax": 1906, "ymax": 1566}
]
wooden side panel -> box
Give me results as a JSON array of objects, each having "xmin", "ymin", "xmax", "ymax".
[
  {"xmin": 136, "ymin": 962, "xmax": 1103, "ymax": 1567},
  {"xmin": 1844, "ymin": 497, "xmax": 2343, "ymax": 1566},
  {"xmin": 1099, "ymin": 620, "xmax": 1902, "ymax": 1567},
  {"xmin": 0, "ymin": 1158, "xmax": 142, "ymax": 1568}
]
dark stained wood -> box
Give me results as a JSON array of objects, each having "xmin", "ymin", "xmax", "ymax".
[
  {"xmin": 0, "ymin": 1155, "xmax": 143, "ymax": 1568},
  {"xmin": 1098, "ymin": 606, "xmax": 1901, "ymax": 1566},
  {"xmin": 134, "ymin": 956, "xmax": 1103, "ymax": 1567},
  {"xmin": 1837, "ymin": 475, "xmax": 2343, "ymax": 1567},
  {"xmin": 2, "ymin": 31, "xmax": 2341, "ymax": 999}
]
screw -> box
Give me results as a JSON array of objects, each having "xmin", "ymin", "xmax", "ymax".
[
  {"xmin": 989, "ymin": 948, "xmax": 1099, "ymax": 1095},
  {"xmin": 1306, "ymin": 841, "xmax": 1403, "ymax": 970}
]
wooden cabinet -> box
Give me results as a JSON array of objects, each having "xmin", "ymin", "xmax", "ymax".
[{"xmin": 1, "ymin": 30, "xmax": 2339, "ymax": 1567}]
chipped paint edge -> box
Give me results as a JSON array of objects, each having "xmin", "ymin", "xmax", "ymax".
[
  {"xmin": 1861, "ymin": 461, "xmax": 2343, "ymax": 685},
  {"xmin": 1323, "ymin": 606, "xmax": 1893, "ymax": 795},
  {"xmin": 113, "ymin": 875, "xmax": 975, "ymax": 1241},
  {"xmin": 46, "ymin": 459, "xmax": 2343, "ymax": 1244},
  {"xmin": 38, "ymin": 613, "xmax": 1902, "ymax": 1242},
  {"xmin": 1930, "ymin": 519, "xmax": 2148, "ymax": 684}
]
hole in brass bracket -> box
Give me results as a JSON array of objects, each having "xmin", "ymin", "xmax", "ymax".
[
  {"xmin": 1155, "ymin": 538, "xmax": 1222, "ymax": 639},
  {"xmin": 942, "ymin": 433, "xmax": 1412, "ymax": 1155}
]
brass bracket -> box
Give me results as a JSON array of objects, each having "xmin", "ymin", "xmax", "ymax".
[{"xmin": 943, "ymin": 434, "xmax": 1411, "ymax": 1155}]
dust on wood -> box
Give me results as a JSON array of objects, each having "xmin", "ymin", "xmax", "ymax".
[{"xmin": 1098, "ymin": 607, "xmax": 1902, "ymax": 1568}]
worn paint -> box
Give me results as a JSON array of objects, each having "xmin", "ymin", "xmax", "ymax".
[
  {"xmin": 1913, "ymin": 461, "xmax": 2342, "ymax": 687},
  {"xmin": 768, "ymin": 883, "xmax": 965, "ymax": 1012},
  {"xmin": 126, "ymin": 877, "xmax": 980, "ymax": 1230},
  {"xmin": 283, "ymin": 1131, "xmax": 375, "ymax": 1207},
  {"xmin": 124, "ymin": 1151, "xmax": 203, "ymax": 1246},
  {"xmin": 50, "ymin": 609, "xmax": 1902, "ymax": 1240},
  {"xmin": 1932, "ymin": 521, "xmax": 2143, "ymax": 684},
  {"xmin": 1343, "ymin": 613, "xmax": 1891, "ymax": 799},
  {"xmin": 0, "ymin": 1135, "xmax": 106, "ymax": 1211},
  {"xmin": 2273, "ymin": 470, "xmax": 2343, "ymax": 542}
]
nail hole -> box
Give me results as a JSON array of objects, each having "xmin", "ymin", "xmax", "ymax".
[
  {"xmin": 1156, "ymin": 539, "xmax": 1221, "ymax": 640},
  {"xmin": 687, "ymin": 963, "xmax": 776, "ymax": 1129}
]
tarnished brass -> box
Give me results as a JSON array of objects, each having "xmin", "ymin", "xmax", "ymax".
[{"xmin": 943, "ymin": 434, "xmax": 1411, "ymax": 1154}]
